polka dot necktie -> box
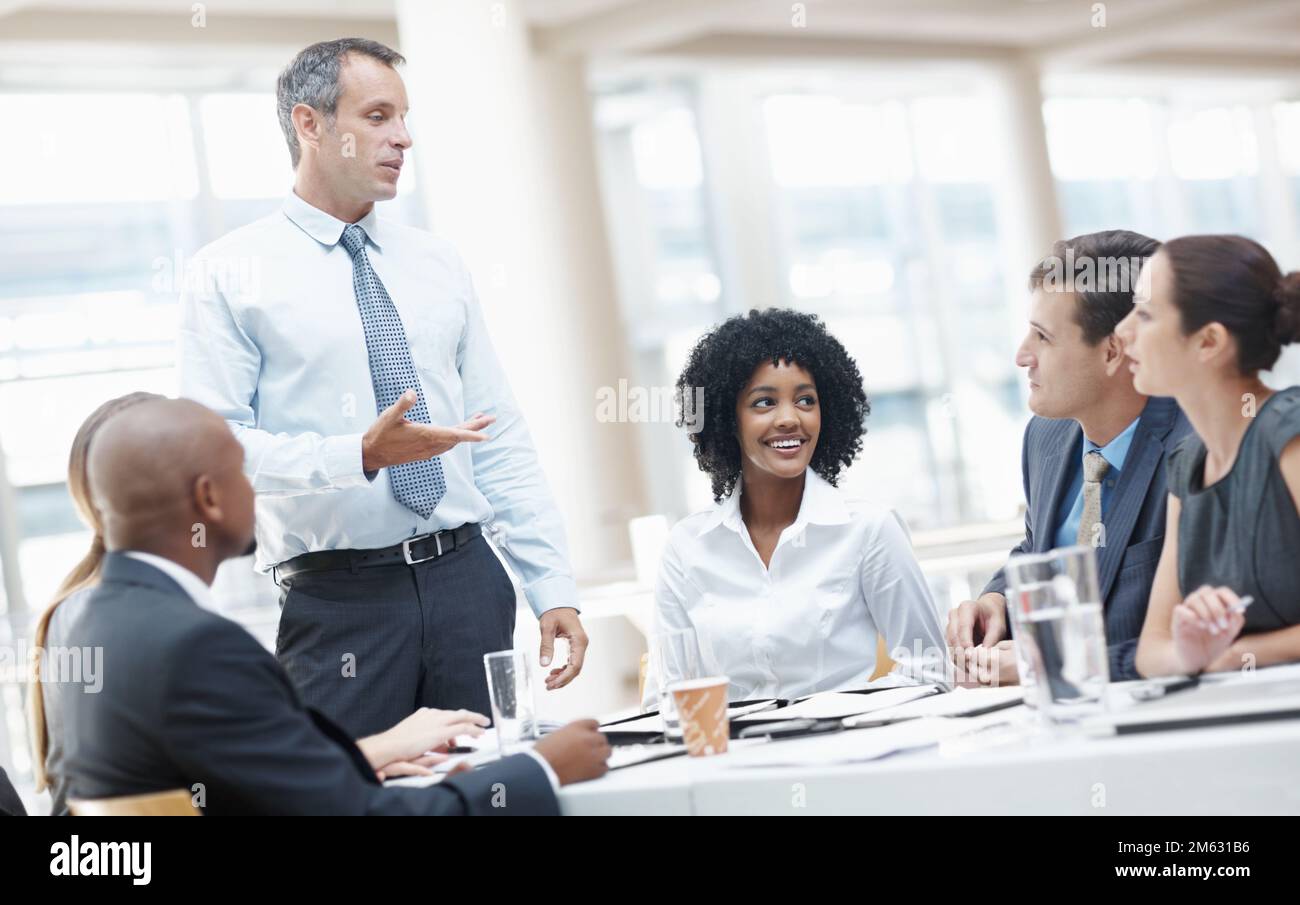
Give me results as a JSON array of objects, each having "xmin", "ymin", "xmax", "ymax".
[{"xmin": 340, "ymin": 223, "xmax": 445, "ymax": 518}]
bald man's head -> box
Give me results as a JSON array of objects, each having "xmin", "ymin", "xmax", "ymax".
[{"xmin": 87, "ymin": 398, "xmax": 255, "ymax": 562}]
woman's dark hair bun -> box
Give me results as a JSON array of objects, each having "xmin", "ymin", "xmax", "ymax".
[
  {"xmin": 1276, "ymin": 271, "xmax": 1300, "ymax": 346},
  {"xmin": 1163, "ymin": 235, "xmax": 1297, "ymax": 372}
]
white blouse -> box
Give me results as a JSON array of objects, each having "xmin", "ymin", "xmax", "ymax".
[{"xmin": 644, "ymin": 471, "xmax": 949, "ymax": 708}]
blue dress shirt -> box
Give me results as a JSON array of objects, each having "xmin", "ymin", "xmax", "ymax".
[{"xmin": 1052, "ymin": 416, "xmax": 1141, "ymax": 550}]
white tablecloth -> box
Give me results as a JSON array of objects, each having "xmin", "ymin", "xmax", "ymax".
[{"xmin": 559, "ymin": 672, "xmax": 1300, "ymax": 816}]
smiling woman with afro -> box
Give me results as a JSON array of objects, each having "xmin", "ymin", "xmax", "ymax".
[
  {"xmin": 643, "ymin": 308, "xmax": 948, "ymax": 709},
  {"xmin": 676, "ymin": 307, "xmax": 870, "ymax": 502}
]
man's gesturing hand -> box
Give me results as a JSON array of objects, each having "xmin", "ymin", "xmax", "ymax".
[
  {"xmin": 539, "ymin": 607, "xmax": 588, "ymax": 691},
  {"xmin": 361, "ymin": 389, "xmax": 495, "ymax": 472}
]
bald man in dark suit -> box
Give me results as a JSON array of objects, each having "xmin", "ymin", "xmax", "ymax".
[{"xmin": 58, "ymin": 397, "xmax": 608, "ymax": 815}]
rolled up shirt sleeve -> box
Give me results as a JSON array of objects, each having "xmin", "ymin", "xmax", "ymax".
[
  {"xmin": 641, "ymin": 536, "xmax": 696, "ymax": 710},
  {"xmin": 861, "ymin": 511, "xmax": 951, "ymax": 689}
]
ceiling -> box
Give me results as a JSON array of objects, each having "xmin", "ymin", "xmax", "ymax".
[{"xmin": 0, "ymin": 0, "xmax": 1296, "ymax": 76}]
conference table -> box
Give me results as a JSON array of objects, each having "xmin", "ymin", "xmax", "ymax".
[{"xmin": 557, "ymin": 671, "xmax": 1300, "ymax": 816}]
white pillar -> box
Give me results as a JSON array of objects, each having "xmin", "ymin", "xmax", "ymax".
[
  {"xmin": 394, "ymin": 0, "xmax": 645, "ymax": 580},
  {"xmin": 986, "ymin": 56, "xmax": 1063, "ymax": 284},
  {"xmin": 694, "ymin": 73, "xmax": 784, "ymax": 312},
  {"xmin": 1254, "ymin": 104, "xmax": 1300, "ymax": 386},
  {"xmin": 1148, "ymin": 102, "xmax": 1190, "ymax": 240},
  {"xmin": 0, "ymin": 439, "xmax": 25, "ymax": 619},
  {"xmin": 596, "ymin": 128, "xmax": 691, "ymax": 520},
  {"xmin": 1254, "ymin": 104, "xmax": 1300, "ymax": 265}
]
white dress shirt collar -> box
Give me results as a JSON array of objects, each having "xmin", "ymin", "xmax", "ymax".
[
  {"xmin": 282, "ymin": 190, "xmax": 385, "ymax": 251},
  {"xmin": 695, "ymin": 468, "xmax": 852, "ymax": 538},
  {"xmin": 122, "ymin": 551, "xmax": 220, "ymax": 613}
]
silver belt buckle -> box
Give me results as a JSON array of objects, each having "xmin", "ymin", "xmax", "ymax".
[{"xmin": 402, "ymin": 532, "xmax": 442, "ymax": 566}]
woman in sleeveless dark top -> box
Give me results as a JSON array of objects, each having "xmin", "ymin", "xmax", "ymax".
[{"xmin": 1116, "ymin": 235, "xmax": 1300, "ymax": 677}]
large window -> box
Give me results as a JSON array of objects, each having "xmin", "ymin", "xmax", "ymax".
[
  {"xmin": 0, "ymin": 89, "xmax": 427, "ymax": 615},
  {"xmin": 595, "ymin": 70, "xmax": 1300, "ymax": 549},
  {"xmin": 1046, "ymin": 91, "xmax": 1295, "ymax": 257},
  {"xmin": 1043, "ymin": 97, "xmax": 1161, "ymax": 239},
  {"xmin": 628, "ymin": 106, "xmax": 719, "ymax": 309},
  {"xmin": 596, "ymin": 76, "xmax": 1028, "ymax": 533},
  {"xmin": 1273, "ymin": 100, "xmax": 1300, "ymax": 267},
  {"xmin": 1044, "ymin": 86, "xmax": 1300, "ymax": 386}
]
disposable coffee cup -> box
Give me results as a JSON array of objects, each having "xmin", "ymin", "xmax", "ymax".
[{"xmin": 669, "ymin": 676, "xmax": 730, "ymax": 756}]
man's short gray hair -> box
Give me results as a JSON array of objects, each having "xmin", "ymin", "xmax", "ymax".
[{"xmin": 276, "ymin": 38, "xmax": 405, "ymax": 168}]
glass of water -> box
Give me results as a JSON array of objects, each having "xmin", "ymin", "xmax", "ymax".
[
  {"xmin": 651, "ymin": 627, "xmax": 704, "ymax": 742},
  {"xmin": 1005, "ymin": 545, "xmax": 1110, "ymax": 722},
  {"xmin": 483, "ymin": 649, "xmax": 537, "ymax": 757}
]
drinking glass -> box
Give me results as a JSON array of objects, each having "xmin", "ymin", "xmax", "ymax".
[
  {"xmin": 651, "ymin": 627, "xmax": 704, "ymax": 741},
  {"xmin": 483, "ymin": 649, "xmax": 538, "ymax": 756},
  {"xmin": 1005, "ymin": 545, "xmax": 1110, "ymax": 722}
]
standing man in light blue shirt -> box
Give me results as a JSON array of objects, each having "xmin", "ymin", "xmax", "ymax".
[{"xmin": 178, "ymin": 38, "xmax": 588, "ymax": 738}]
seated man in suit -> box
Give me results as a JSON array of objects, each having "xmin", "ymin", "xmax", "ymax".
[
  {"xmin": 947, "ymin": 230, "xmax": 1193, "ymax": 683},
  {"xmin": 60, "ymin": 396, "xmax": 609, "ymax": 815}
]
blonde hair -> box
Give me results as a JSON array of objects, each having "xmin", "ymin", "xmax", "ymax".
[{"xmin": 27, "ymin": 392, "xmax": 161, "ymax": 792}]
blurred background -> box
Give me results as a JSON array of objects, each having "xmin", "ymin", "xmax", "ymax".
[{"xmin": 3, "ymin": 0, "xmax": 1300, "ymax": 807}]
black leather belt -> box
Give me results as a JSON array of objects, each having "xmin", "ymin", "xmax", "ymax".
[{"xmin": 273, "ymin": 523, "xmax": 482, "ymax": 585}]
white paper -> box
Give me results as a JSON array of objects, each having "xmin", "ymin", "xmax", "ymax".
[
  {"xmin": 1199, "ymin": 661, "xmax": 1300, "ymax": 685},
  {"xmin": 608, "ymin": 743, "xmax": 688, "ymax": 770},
  {"xmin": 845, "ymin": 686, "xmax": 1024, "ymax": 724},
  {"xmin": 732, "ymin": 685, "xmax": 941, "ymax": 723},
  {"xmin": 721, "ymin": 717, "xmax": 972, "ymax": 768},
  {"xmin": 601, "ymin": 700, "xmax": 779, "ymax": 735}
]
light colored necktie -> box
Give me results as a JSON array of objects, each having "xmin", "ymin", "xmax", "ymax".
[
  {"xmin": 1076, "ymin": 450, "xmax": 1110, "ymax": 548},
  {"xmin": 340, "ymin": 223, "xmax": 446, "ymax": 518}
]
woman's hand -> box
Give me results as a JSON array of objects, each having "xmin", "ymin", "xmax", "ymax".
[
  {"xmin": 376, "ymin": 751, "xmax": 449, "ymax": 781},
  {"xmin": 1171, "ymin": 585, "xmax": 1246, "ymax": 675},
  {"xmin": 358, "ymin": 707, "xmax": 490, "ymax": 776},
  {"xmin": 375, "ymin": 752, "xmax": 476, "ymax": 782}
]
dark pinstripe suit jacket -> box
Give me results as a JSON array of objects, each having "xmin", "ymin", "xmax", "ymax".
[{"xmin": 984, "ymin": 396, "xmax": 1193, "ymax": 680}]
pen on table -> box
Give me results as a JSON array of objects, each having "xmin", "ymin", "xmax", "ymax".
[
  {"xmin": 841, "ymin": 714, "xmax": 919, "ymax": 730},
  {"xmin": 1128, "ymin": 675, "xmax": 1200, "ymax": 701},
  {"xmin": 729, "ymin": 700, "xmax": 779, "ymax": 718}
]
